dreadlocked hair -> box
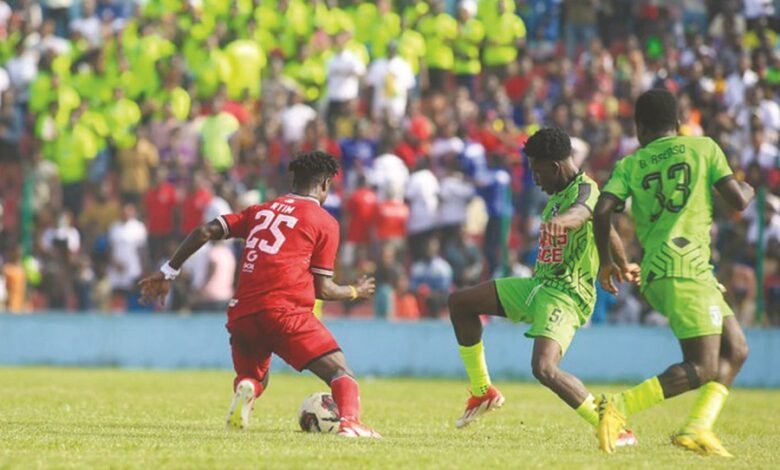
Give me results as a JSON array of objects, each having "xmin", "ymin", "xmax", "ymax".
[
  {"xmin": 288, "ymin": 151, "xmax": 340, "ymax": 189},
  {"xmin": 523, "ymin": 127, "xmax": 572, "ymax": 161}
]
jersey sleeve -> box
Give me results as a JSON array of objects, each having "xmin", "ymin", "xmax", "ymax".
[
  {"xmin": 573, "ymin": 177, "xmax": 600, "ymax": 212},
  {"xmin": 311, "ymin": 218, "xmax": 340, "ymax": 277},
  {"xmin": 602, "ymin": 159, "xmax": 631, "ymax": 202},
  {"xmin": 708, "ymin": 138, "xmax": 734, "ymax": 185},
  {"xmin": 216, "ymin": 206, "xmax": 254, "ymax": 240}
]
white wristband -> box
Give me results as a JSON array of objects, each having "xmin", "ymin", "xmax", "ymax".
[{"xmin": 160, "ymin": 262, "xmax": 181, "ymax": 281}]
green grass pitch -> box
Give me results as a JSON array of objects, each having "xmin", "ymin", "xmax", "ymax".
[{"xmin": 1, "ymin": 368, "xmax": 778, "ymax": 469}]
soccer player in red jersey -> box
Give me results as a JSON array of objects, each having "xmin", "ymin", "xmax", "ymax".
[{"xmin": 138, "ymin": 151, "xmax": 380, "ymax": 438}]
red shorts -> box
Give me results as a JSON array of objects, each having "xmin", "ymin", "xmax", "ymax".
[{"xmin": 225, "ymin": 310, "xmax": 340, "ymax": 382}]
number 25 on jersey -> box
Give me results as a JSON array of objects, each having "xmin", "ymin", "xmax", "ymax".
[{"xmin": 245, "ymin": 210, "xmax": 299, "ymax": 256}]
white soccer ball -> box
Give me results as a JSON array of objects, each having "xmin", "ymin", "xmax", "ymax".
[{"xmin": 298, "ymin": 392, "xmax": 340, "ymax": 434}]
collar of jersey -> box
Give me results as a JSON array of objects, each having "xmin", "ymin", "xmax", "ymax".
[
  {"xmin": 288, "ymin": 193, "xmax": 321, "ymax": 205},
  {"xmin": 558, "ymin": 171, "xmax": 584, "ymax": 194}
]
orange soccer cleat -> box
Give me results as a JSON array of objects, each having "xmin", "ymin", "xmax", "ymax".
[{"xmin": 455, "ymin": 385, "xmax": 506, "ymax": 428}]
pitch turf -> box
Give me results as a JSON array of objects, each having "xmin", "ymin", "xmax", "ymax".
[{"xmin": 0, "ymin": 368, "xmax": 778, "ymax": 469}]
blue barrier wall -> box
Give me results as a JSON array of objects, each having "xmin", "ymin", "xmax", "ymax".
[{"xmin": 1, "ymin": 314, "xmax": 779, "ymax": 387}]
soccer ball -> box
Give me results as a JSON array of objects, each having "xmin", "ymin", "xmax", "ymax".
[{"xmin": 298, "ymin": 392, "xmax": 340, "ymax": 433}]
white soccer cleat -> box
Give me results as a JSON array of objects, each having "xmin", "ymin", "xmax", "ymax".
[
  {"xmin": 226, "ymin": 379, "xmax": 256, "ymax": 431},
  {"xmin": 455, "ymin": 386, "xmax": 505, "ymax": 428}
]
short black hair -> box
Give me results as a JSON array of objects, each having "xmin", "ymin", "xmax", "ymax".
[
  {"xmin": 523, "ymin": 127, "xmax": 571, "ymax": 161},
  {"xmin": 288, "ymin": 151, "xmax": 339, "ymax": 189},
  {"xmin": 635, "ymin": 89, "xmax": 678, "ymax": 133}
]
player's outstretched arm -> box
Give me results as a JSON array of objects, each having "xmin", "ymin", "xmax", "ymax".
[
  {"xmin": 715, "ymin": 177, "xmax": 755, "ymax": 212},
  {"xmin": 314, "ymin": 274, "xmax": 375, "ymax": 301},
  {"xmin": 138, "ymin": 219, "xmax": 226, "ymax": 306},
  {"xmin": 594, "ymin": 194, "xmax": 624, "ymax": 295},
  {"xmin": 540, "ymin": 204, "xmax": 591, "ymax": 237}
]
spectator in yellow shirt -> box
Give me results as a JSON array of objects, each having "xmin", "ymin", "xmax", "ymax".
[
  {"xmin": 453, "ymin": 1, "xmax": 484, "ymax": 98},
  {"xmin": 483, "ymin": 0, "xmax": 526, "ymax": 82}
]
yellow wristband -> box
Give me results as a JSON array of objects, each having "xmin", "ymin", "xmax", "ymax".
[{"xmin": 349, "ymin": 285, "xmax": 358, "ymax": 300}]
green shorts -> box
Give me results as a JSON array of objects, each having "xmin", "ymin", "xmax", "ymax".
[
  {"xmin": 494, "ymin": 277, "xmax": 589, "ymax": 355},
  {"xmin": 643, "ymin": 277, "xmax": 734, "ymax": 340}
]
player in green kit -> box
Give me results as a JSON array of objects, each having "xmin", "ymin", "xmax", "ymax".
[
  {"xmin": 594, "ymin": 89, "xmax": 754, "ymax": 456},
  {"xmin": 448, "ymin": 128, "xmax": 639, "ymax": 446}
]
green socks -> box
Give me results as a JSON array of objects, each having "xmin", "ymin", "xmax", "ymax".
[
  {"xmin": 459, "ymin": 341, "xmax": 492, "ymax": 397},
  {"xmin": 575, "ymin": 393, "xmax": 599, "ymax": 427},
  {"xmin": 616, "ymin": 376, "xmax": 665, "ymax": 417},
  {"xmin": 685, "ymin": 382, "xmax": 729, "ymax": 430}
]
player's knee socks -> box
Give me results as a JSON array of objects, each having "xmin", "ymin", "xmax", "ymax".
[
  {"xmin": 458, "ymin": 340, "xmax": 491, "ymax": 397},
  {"xmin": 575, "ymin": 393, "xmax": 599, "ymax": 427},
  {"xmin": 616, "ymin": 376, "xmax": 665, "ymax": 417},
  {"xmin": 684, "ymin": 381, "xmax": 729, "ymax": 431},
  {"xmin": 331, "ymin": 375, "xmax": 360, "ymax": 420},
  {"xmin": 234, "ymin": 376, "xmax": 264, "ymax": 398}
]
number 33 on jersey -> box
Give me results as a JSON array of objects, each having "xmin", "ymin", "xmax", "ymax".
[
  {"xmin": 216, "ymin": 195, "xmax": 340, "ymax": 321},
  {"xmin": 601, "ymin": 136, "xmax": 734, "ymax": 283}
]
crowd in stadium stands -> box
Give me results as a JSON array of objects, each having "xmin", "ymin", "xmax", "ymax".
[{"xmin": 0, "ymin": 0, "xmax": 778, "ymax": 326}]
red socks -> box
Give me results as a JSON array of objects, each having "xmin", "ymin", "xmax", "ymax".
[
  {"xmin": 233, "ymin": 376, "xmax": 265, "ymax": 398},
  {"xmin": 331, "ymin": 375, "xmax": 360, "ymax": 420}
]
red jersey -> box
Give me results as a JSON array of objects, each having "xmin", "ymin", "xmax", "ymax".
[
  {"xmin": 180, "ymin": 187, "xmax": 212, "ymax": 234},
  {"xmin": 375, "ymin": 200, "xmax": 409, "ymax": 241},
  {"xmin": 144, "ymin": 182, "xmax": 178, "ymax": 236},
  {"xmin": 218, "ymin": 194, "xmax": 339, "ymax": 320},
  {"xmin": 345, "ymin": 187, "xmax": 377, "ymax": 244}
]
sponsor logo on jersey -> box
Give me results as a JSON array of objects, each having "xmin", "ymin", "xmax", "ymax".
[{"xmin": 538, "ymin": 231, "xmax": 568, "ymax": 264}]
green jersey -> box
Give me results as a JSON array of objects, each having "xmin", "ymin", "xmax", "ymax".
[
  {"xmin": 535, "ymin": 172, "xmax": 600, "ymax": 314},
  {"xmin": 602, "ymin": 136, "xmax": 734, "ymax": 284}
]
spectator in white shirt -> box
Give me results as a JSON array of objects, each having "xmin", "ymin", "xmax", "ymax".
[
  {"xmin": 325, "ymin": 31, "xmax": 365, "ymax": 133},
  {"xmin": 406, "ymin": 158, "xmax": 440, "ymax": 260},
  {"xmin": 724, "ymin": 55, "xmax": 759, "ymax": 110},
  {"xmin": 438, "ymin": 159, "xmax": 475, "ymax": 249},
  {"xmin": 202, "ymin": 181, "xmax": 233, "ymax": 224},
  {"xmin": 41, "ymin": 210, "xmax": 81, "ymax": 254},
  {"xmin": 733, "ymin": 86, "xmax": 780, "ymax": 146},
  {"xmin": 107, "ymin": 203, "xmax": 147, "ymax": 297},
  {"xmin": 741, "ymin": 126, "xmax": 779, "ymax": 170},
  {"xmin": 280, "ymin": 90, "xmax": 317, "ymax": 147},
  {"xmin": 746, "ymin": 194, "xmax": 780, "ymax": 262},
  {"xmin": 0, "ymin": 2, "xmax": 11, "ymax": 29},
  {"xmin": 193, "ymin": 240, "xmax": 236, "ymax": 312},
  {"xmin": 36, "ymin": 19, "xmax": 71, "ymax": 55},
  {"xmin": 366, "ymin": 41, "xmax": 415, "ymax": 125},
  {"xmin": 371, "ymin": 145, "xmax": 410, "ymax": 201},
  {"xmin": 70, "ymin": 0, "xmax": 102, "ymax": 47},
  {"xmin": 5, "ymin": 42, "xmax": 39, "ymax": 101}
]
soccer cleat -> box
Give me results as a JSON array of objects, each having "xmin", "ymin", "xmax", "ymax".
[
  {"xmin": 616, "ymin": 428, "xmax": 638, "ymax": 448},
  {"xmin": 455, "ymin": 385, "xmax": 505, "ymax": 429},
  {"xmin": 672, "ymin": 428, "xmax": 734, "ymax": 458},
  {"xmin": 597, "ymin": 394, "xmax": 626, "ymax": 454},
  {"xmin": 226, "ymin": 379, "xmax": 257, "ymax": 431},
  {"xmin": 337, "ymin": 418, "xmax": 382, "ymax": 438}
]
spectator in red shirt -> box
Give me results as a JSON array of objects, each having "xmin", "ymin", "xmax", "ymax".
[
  {"xmin": 144, "ymin": 168, "xmax": 179, "ymax": 264},
  {"xmin": 342, "ymin": 176, "xmax": 378, "ymax": 270},
  {"xmin": 375, "ymin": 187, "xmax": 410, "ymax": 255},
  {"xmin": 179, "ymin": 171, "xmax": 213, "ymax": 236}
]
